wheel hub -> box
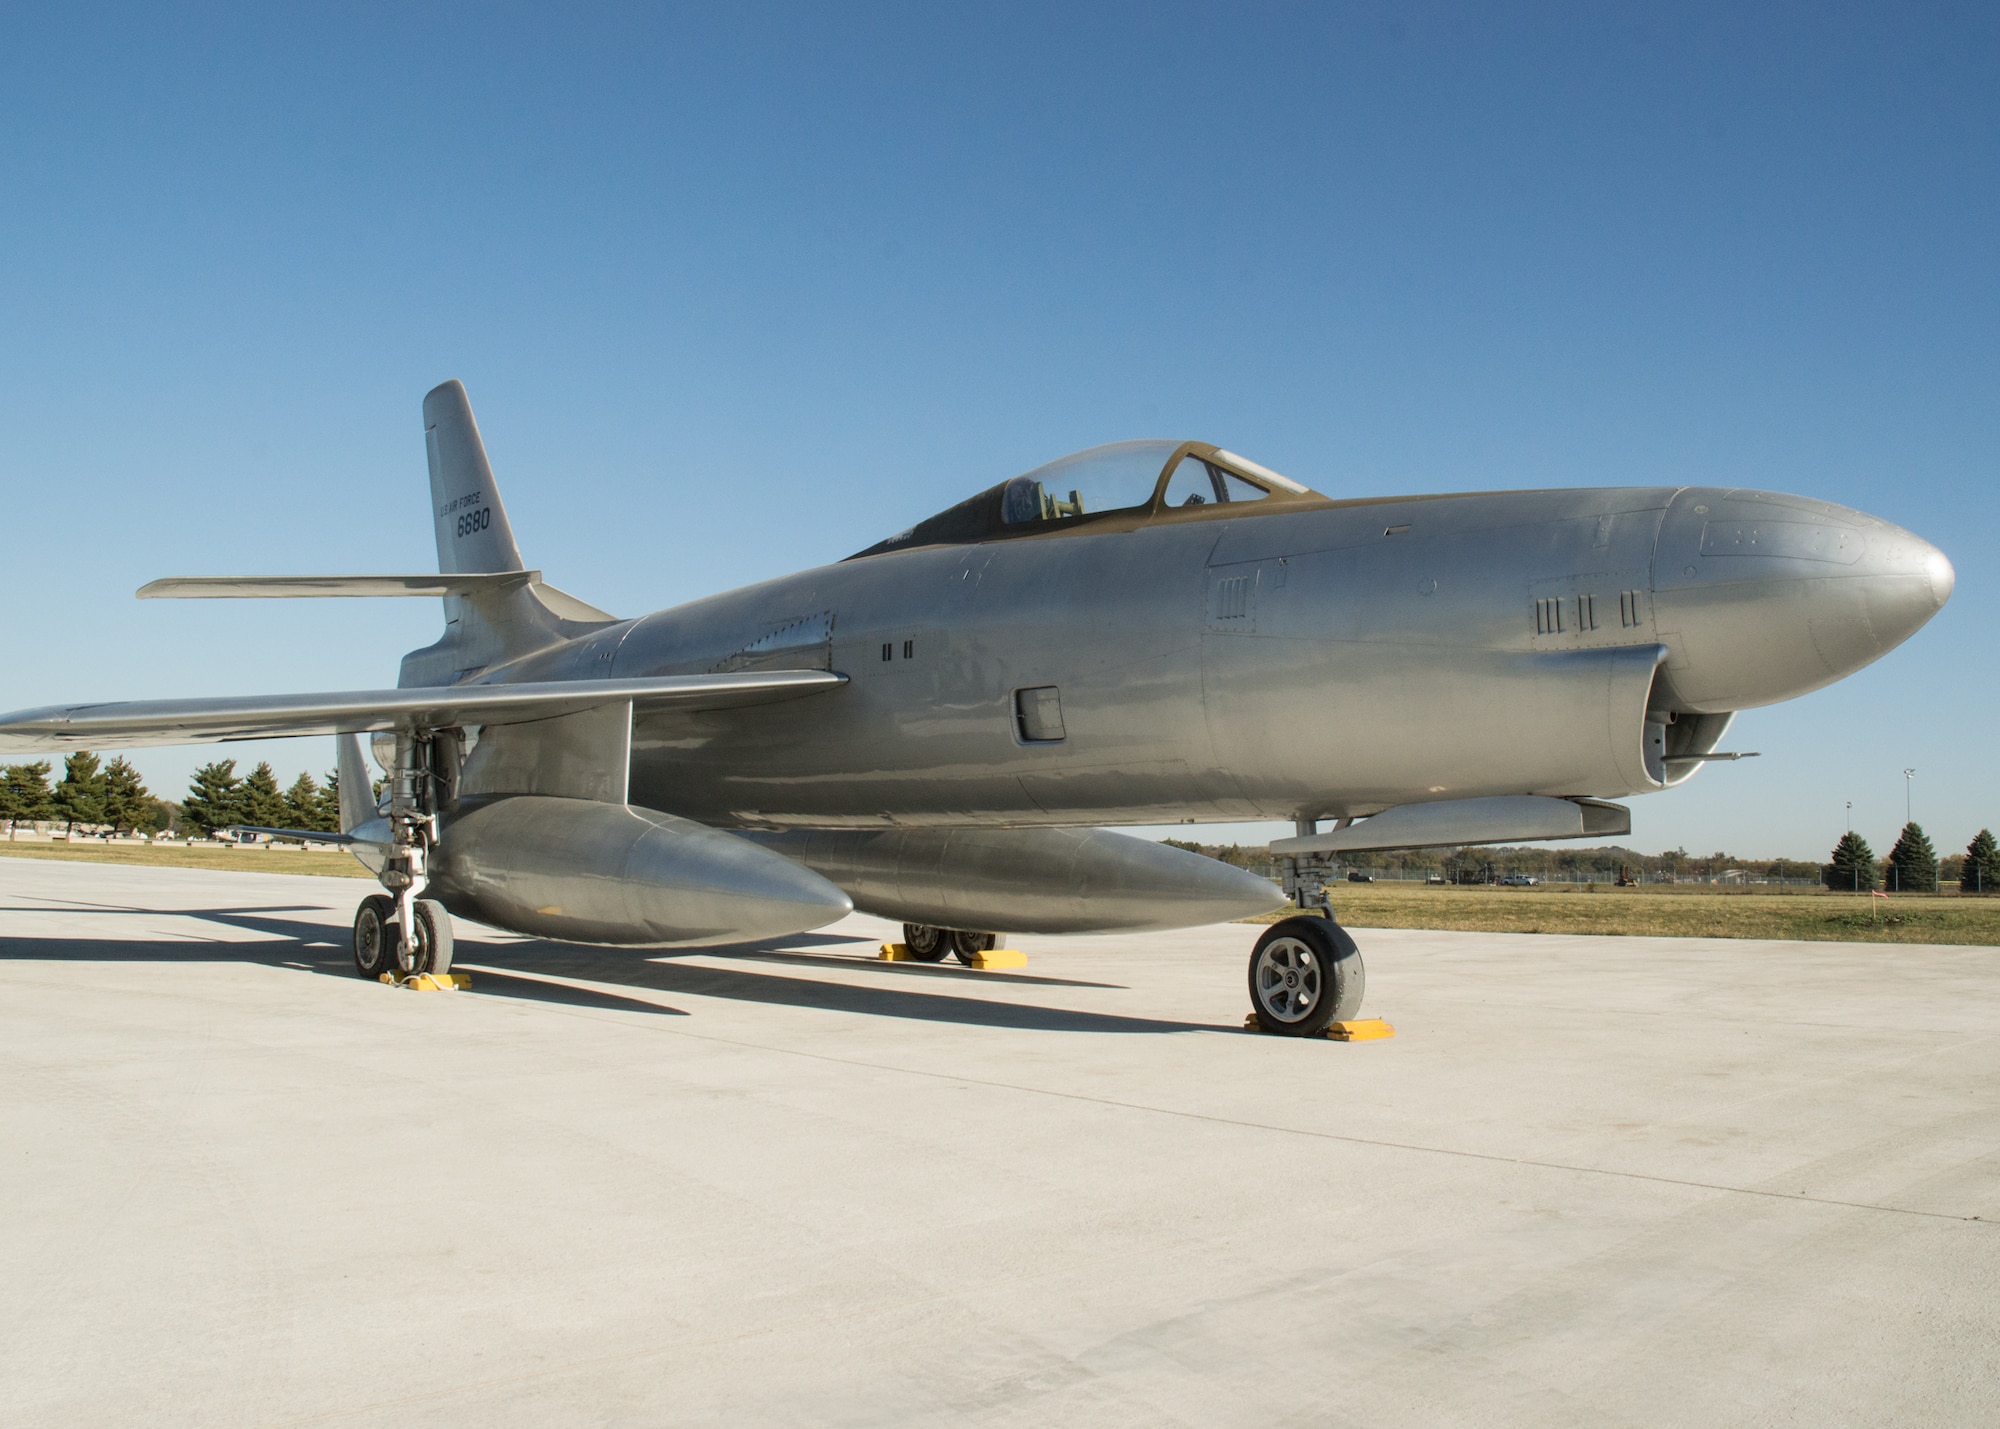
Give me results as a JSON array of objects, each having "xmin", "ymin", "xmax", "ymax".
[{"xmin": 1255, "ymin": 938, "xmax": 1321, "ymax": 1021}]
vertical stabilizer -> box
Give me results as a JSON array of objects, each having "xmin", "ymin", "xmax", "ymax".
[
  {"xmin": 424, "ymin": 380, "xmax": 525, "ymax": 576},
  {"xmin": 402, "ymin": 381, "xmax": 612, "ymax": 687}
]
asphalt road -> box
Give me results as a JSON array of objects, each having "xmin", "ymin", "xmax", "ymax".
[{"xmin": 2, "ymin": 857, "xmax": 1995, "ymax": 1427}]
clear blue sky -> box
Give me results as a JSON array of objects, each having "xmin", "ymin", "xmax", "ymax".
[{"xmin": 1, "ymin": 3, "xmax": 1992, "ymax": 861}]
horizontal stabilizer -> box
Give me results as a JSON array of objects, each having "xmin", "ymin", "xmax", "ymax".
[
  {"xmin": 1271, "ymin": 796, "xmax": 1630, "ymax": 855},
  {"xmin": 219, "ymin": 825, "xmax": 366, "ymax": 846},
  {"xmin": 137, "ymin": 573, "xmax": 616, "ymax": 623},
  {"xmin": 0, "ymin": 671, "xmax": 844, "ymax": 753}
]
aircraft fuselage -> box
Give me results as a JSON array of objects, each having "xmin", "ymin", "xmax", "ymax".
[{"xmin": 485, "ymin": 481, "xmax": 1951, "ymax": 831}]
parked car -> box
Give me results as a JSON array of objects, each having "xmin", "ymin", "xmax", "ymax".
[
  {"xmin": 1497, "ymin": 874, "xmax": 1541, "ymax": 886},
  {"xmin": 1346, "ymin": 871, "xmax": 1375, "ymax": 883},
  {"xmin": 1425, "ymin": 874, "xmax": 1447, "ymax": 885}
]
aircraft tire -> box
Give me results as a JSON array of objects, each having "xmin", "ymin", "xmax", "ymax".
[
  {"xmin": 1247, "ymin": 916, "xmax": 1364, "ymax": 1036},
  {"xmin": 352, "ymin": 895, "xmax": 396, "ymax": 979},
  {"xmin": 902, "ymin": 924, "xmax": 950, "ymax": 962},
  {"xmin": 393, "ymin": 899, "xmax": 455, "ymax": 978},
  {"xmin": 949, "ymin": 930, "xmax": 996, "ymax": 965},
  {"xmin": 416, "ymin": 899, "xmax": 454, "ymax": 976}
]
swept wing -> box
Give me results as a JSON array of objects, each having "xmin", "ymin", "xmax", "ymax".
[{"xmin": 0, "ymin": 671, "xmax": 843, "ymax": 754}]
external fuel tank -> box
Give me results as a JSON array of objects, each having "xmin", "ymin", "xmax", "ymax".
[
  {"xmin": 427, "ymin": 796, "xmax": 852, "ymax": 946},
  {"xmin": 747, "ymin": 826, "xmax": 1285, "ymax": 934}
]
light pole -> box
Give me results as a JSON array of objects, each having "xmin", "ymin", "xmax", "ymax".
[{"xmin": 1903, "ymin": 769, "xmax": 1915, "ymax": 827}]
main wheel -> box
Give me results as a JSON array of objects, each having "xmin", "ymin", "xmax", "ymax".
[
  {"xmin": 902, "ymin": 924, "xmax": 950, "ymax": 962},
  {"xmin": 1247, "ymin": 916, "xmax": 1364, "ymax": 1036},
  {"xmin": 353, "ymin": 895, "xmax": 396, "ymax": 979},
  {"xmin": 950, "ymin": 929, "xmax": 996, "ymax": 965},
  {"xmin": 394, "ymin": 898, "xmax": 455, "ymax": 978},
  {"xmin": 417, "ymin": 899, "xmax": 453, "ymax": 976}
]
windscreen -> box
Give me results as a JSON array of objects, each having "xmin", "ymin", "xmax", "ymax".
[{"xmin": 1160, "ymin": 454, "xmax": 1273, "ymax": 509}]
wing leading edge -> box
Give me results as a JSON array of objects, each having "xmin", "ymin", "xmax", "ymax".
[{"xmin": 0, "ymin": 671, "xmax": 844, "ymax": 754}]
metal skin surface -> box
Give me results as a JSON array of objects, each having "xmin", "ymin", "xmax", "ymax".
[
  {"xmin": 744, "ymin": 827, "xmax": 1283, "ymax": 934},
  {"xmin": 478, "ymin": 481, "xmax": 1950, "ymax": 834},
  {"xmin": 424, "ymin": 796, "xmax": 853, "ymax": 947}
]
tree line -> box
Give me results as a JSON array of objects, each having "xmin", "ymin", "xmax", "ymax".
[
  {"xmin": 1826, "ymin": 824, "xmax": 2000, "ymax": 894},
  {"xmin": 1167, "ymin": 824, "xmax": 2000, "ymax": 894},
  {"xmin": 0, "ymin": 752, "xmax": 350, "ymax": 839}
]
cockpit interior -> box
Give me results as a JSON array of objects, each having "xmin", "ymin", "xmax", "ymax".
[{"xmin": 851, "ymin": 441, "xmax": 1318, "ymax": 559}]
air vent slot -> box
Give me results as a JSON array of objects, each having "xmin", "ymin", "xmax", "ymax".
[{"xmin": 1014, "ymin": 686, "xmax": 1066, "ymax": 743}]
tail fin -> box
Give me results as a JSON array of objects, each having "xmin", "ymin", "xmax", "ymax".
[
  {"xmin": 399, "ymin": 382, "xmax": 616, "ymax": 687},
  {"xmin": 424, "ymin": 380, "xmax": 526, "ymax": 575}
]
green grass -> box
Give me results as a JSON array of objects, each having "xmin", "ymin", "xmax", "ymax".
[
  {"xmin": 9, "ymin": 839, "xmax": 1995, "ymax": 944},
  {"xmin": 0, "ymin": 840, "xmax": 371, "ymax": 879},
  {"xmin": 1251, "ymin": 879, "xmax": 2000, "ymax": 945}
]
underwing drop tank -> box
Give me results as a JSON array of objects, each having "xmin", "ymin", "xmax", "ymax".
[
  {"xmin": 427, "ymin": 796, "xmax": 853, "ymax": 946},
  {"xmin": 747, "ymin": 826, "xmax": 1286, "ymax": 934}
]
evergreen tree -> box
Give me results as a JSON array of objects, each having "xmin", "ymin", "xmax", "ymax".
[
  {"xmin": 1963, "ymin": 830, "xmax": 2000, "ymax": 894},
  {"xmin": 181, "ymin": 760, "xmax": 244, "ymax": 836},
  {"xmin": 141, "ymin": 798, "xmax": 177, "ymax": 835},
  {"xmin": 2, "ymin": 761, "xmax": 57, "ymax": 838},
  {"xmin": 52, "ymin": 751, "xmax": 108, "ymax": 834},
  {"xmin": 100, "ymin": 756, "xmax": 151, "ymax": 834},
  {"xmin": 282, "ymin": 772, "xmax": 319, "ymax": 830},
  {"xmin": 1885, "ymin": 822, "xmax": 1938, "ymax": 893},
  {"xmin": 238, "ymin": 762, "xmax": 287, "ymax": 830},
  {"xmin": 1824, "ymin": 831, "xmax": 1876, "ymax": 891},
  {"xmin": 315, "ymin": 770, "xmax": 344, "ymax": 832}
]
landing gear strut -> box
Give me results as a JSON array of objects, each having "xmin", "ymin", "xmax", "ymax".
[
  {"xmin": 350, "ymin": 730, "xmax": 456, "ymax": 980},
  {"xmin": 901, "ymin": 924, "xmax": 999, "ymax": 967}
]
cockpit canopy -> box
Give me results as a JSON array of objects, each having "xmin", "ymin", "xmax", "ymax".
[{"xmin": 850, "ymin": 440, "xmax": 1313, "ymax": 559}]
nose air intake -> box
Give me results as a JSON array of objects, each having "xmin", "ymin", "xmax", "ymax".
[{"xmin": 1650, "ymin": 489, "xmax": 1952, "ymax": 713}]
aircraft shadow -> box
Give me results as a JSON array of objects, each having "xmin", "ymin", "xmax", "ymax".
[
  {"xmin": 467, "ymin": 940, "xmax": 1202, "ymax": 1036},
  {"xmin": 0, "ymin": 901, "xmax": 1206, "ymax": 1036},
  {"xmin": 0, "ymin": 902, "xmax": 683, "ymax": 1019}
]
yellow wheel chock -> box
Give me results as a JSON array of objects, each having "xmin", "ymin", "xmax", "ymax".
[
  {"xmin": 1243, "ymin": 1013, "xmax": 1394, "ymax": 1041},
  {"xmin": 379, "ymin": 971, "xmax": 472, "ymax": 991}
]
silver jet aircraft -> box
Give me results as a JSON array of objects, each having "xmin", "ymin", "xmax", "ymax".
[{"xmin": 0, "ymin": 382, "xmax": 1955, "ymax": 1034}]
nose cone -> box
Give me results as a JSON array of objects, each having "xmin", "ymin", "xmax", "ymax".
[
  {"xmin": 1925, "ymin": 544, "xmax": 1957, "ymax": 606},
  {"xmin": 1651, "ymin": 489, "xmax": 1953, "ymax": 712}
]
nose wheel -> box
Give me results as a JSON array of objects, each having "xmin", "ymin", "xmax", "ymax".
[{"xmin": 1248, "ymin": 915, "xmax": 1364, "ymax": 1036}]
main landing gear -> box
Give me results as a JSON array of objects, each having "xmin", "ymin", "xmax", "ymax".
[
  {"xmin": 352, "ymin": 894, "xmax": 455, "ymax": 979},
  {"xmin": 350, "ymin": 730, "xmax": 457, "ymax": 981},
  {"xmin": 902, "ymin": 924, "xmax": 999, "ymax": 967},
  {"xmin": 1246, "ymin": 915, "xmax": 1365, "ymax": 1037}
]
